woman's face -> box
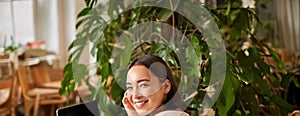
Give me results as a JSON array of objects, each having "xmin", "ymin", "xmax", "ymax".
[{"xmin": 126, "ymin": 65, "xmax": 170, "ymax": 115}]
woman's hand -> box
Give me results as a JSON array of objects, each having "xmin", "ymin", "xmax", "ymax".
[{"xmin": 122, "ymin": 91, "xmax": 138, "ymax": 116}]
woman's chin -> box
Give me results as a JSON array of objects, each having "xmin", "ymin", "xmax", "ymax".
[{"xmin": 136, "ymin": 108, "xmax": 153, "ymax": 116}]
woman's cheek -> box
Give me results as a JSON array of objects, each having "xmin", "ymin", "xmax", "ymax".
[{"xmin": 127, "ymin": 94, "xmax": 134, "ymax": 104}]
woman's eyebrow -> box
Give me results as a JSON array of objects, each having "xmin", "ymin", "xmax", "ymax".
[
  {"xmin": 126, "ymin": 79, "xmax": 150, "ymax": 85},
  {"xmin": 137, "ymin": 79, "xmax": 150, "ymax": 83}
]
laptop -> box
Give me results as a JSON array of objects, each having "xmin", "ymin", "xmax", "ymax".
[{"xmin": 56, "ymin": 100, "xmax": 99, "ymax": 116}]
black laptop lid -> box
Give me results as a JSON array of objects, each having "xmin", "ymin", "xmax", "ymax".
[{"xmin": 56, "ymin": 100, "xmax": 99, "ymax": 116}]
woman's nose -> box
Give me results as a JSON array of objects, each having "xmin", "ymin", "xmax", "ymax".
[
  {"xmin": 132, "ymin": 94, "xmax": 142, "ymax": 99},
  {"xmin": 131, "ymin": 88, "xmax": 142, "ymax": 98}
]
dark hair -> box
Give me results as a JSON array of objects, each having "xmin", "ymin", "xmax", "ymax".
[{"xmin": 126, "ymin": 55, "xmax": 185, "ymax": 111}]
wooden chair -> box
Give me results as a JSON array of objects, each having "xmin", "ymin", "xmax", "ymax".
[
  {"xmin": 0, "ymin": 58, "xmax": 19, "ymax": 116},
  {"xmin": 30, "ymin": 61, "xmax": 51, "ymax": 85},
  {"xmin": 17, "ymin": 66, "xmax": 66, "ymax": 116},
  {"xmin": 0, "ymin": 75, "xmax": 18, "ymax": 116},
  {"xmin": 30, "ymin": 61, "xmax": 62, "ymax": 89}
]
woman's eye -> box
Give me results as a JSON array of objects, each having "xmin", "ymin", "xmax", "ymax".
[
  {"xmin": 126, "ymin": 87, "xmax": 133, "ymax": 90},
  {"xmin": 140, "ymin": 84, "xmax": 149, "ymax": 88}
]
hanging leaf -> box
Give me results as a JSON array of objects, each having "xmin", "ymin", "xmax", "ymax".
[
  {"xmin": 73, "ymin": 64, "xmax": 88, "ymax": 86},
  {"xmin": 77, "ymin": 8, "xmax": 91, "ymax": 18},
  {"xmin": 270, "ymin": 95, "xmax": 294, "ymax": 112},
  {"xmin": 216, "ymin": 71, "xmax": 237, "ymax": 115}
]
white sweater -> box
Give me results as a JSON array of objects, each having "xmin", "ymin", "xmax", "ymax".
[{"xmin": 155, "ymin": 110, "xmax": 190, "ymax": 116}]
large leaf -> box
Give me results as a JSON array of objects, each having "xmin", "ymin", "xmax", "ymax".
[
  {"xmin": 110, "ymin": 80, "xmax": 125, "ymax": 105},
  {"xmin": 77, "ymin": 8, "xmax": 91, "ymax": 18},
  {"xmin": 59, "ymin": 63, "xmax": 74, "ymax": 95},
  {"xmin": 73, "ymin": 64, "xmax": 88, "ymax": 86},
  {"xmin": 108, "ymin": 0, "xmax": 124, "ymax": 18},
  {"xmin": 216, "ymin": 71, "xmax": 238, "ymax": 116}
]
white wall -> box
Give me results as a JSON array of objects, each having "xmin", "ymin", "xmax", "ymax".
[
  {"xmin": 57, "ymin": 0, "xmax": 77, "ymax": 67},
  {"xmin": 33, "ymin": 0, "xmax": 86, "ymax": 66},
  {"xmin": 13, "ymin": 0, "xmax": 34, "ymax": 45},
  {"xmin": 34, "ymin": 0, "xmax": 59, "ymax": 52}
]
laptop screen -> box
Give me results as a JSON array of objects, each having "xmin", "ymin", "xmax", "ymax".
[{"xmin": 56, "ymin": 100, "xmax": 99, "ymax": 116}]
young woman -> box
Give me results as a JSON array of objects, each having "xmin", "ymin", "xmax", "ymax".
[{"xmin": 122, "ymin": 55, "xmax": 189, "ymax": 116}]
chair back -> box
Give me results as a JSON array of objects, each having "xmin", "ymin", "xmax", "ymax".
[
  {"xmin": 0, "ymin": 74, "xmax": 17, "ymax": 107},
  {"xmin": 30, "ymin": 61, "xmax": 51, "ymax": 84},
  {"xmin": 0, "ymin": 58, "xmax": 18, "ymax": 113},
  {"xmin": 17, "ymin": 66, "xmax": 31, "ymax": 97}
]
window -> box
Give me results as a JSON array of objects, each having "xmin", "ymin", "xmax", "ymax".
[{"xmin": 0, "ymin": 0, "xmax": 34, "ymax": 47}]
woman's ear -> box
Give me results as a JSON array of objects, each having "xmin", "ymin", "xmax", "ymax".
[{"xmin": 163, "ymin": 79, "xmax": 171, "ymax": 94}]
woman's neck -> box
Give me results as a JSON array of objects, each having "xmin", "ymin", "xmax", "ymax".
[{"xmin": 146, "ymin": 105, "xmax": 169, "ymax": 116}]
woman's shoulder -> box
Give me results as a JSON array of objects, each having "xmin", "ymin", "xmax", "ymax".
[{"xmin": 155, "ymin": 110, "xmax": 190, "ymax": 116}]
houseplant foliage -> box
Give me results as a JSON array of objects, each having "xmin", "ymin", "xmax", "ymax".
[{"xmin": 59, "ymin": 0, "xmax": 297, "ymax": 115}]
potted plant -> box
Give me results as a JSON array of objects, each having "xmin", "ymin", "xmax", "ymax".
[{"xmin": 59, "ymin": 0, "xmax": 298, "ymax": 115}]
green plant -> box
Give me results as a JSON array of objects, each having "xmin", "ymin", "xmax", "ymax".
[
  {"xmin": 2, "ymin": 36, "xmax": 20, "ymax": 53},
  {"xmin": 59, "ymin": 0, "xmax": 296, "ymax": 115}
]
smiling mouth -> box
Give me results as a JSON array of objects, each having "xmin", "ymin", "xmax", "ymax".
[{"xmin": 134, "ymin": 100, "xmax": 149, "ymax": 108}]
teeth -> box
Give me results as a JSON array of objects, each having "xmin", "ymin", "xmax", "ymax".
[
  {"xmin": 135, "ymin": 101, "xmax": 146, "ymax": 106},
  {"xmin": 136, "ymin": 102, "xmax": 143, "ymax": 106}
]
